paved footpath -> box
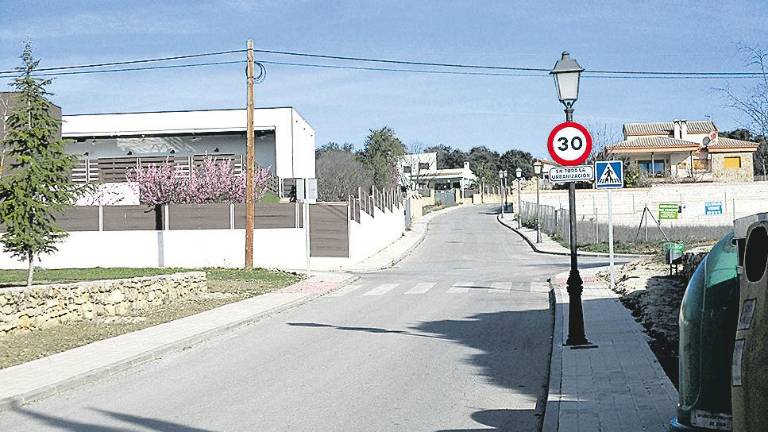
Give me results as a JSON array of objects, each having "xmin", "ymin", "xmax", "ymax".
[{"xmin": 497, "ymin": 215, "xmax": 678, "ymax": 431}]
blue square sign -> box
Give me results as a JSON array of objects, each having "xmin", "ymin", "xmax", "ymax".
[{"xmin": 594, "ymin": 161, "xmax": 624, "ymax": 189}]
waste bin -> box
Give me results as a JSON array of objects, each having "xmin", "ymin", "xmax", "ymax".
[
  {"xmin": 732, "ymin": 214, "xmax": 768, "ymax": 432},
  {"xmin": 671, "ymin": 232, "xmax": 739, "ymax": 431}
]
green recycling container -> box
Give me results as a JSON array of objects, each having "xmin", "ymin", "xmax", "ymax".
[{"xmin": 671, "ymin": 232, "xmax": 739, "ymax": 431}]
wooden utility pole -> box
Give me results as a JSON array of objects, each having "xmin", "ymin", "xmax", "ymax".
[{"xmin": 244, "ymin": 39, "xmax": 255, "ymax": 269}]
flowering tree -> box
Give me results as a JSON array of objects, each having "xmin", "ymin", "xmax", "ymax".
[{"xmin": 127, "ymin": 157, "xmax": 270, "ymax": 204}]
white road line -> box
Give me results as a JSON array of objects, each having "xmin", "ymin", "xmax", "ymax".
[
  {"xmin": 447, "ymin": 281, "xmax": 473, "ymax": 294},
  {"xmin": 489, "ymin": 281, "xmax": 511, "ymax": 293},
  {"xmin": 405, "ymin": 282, "xmax": 437, "ymax": 295},
  {"xmin": 326, "ymin": 284, "xmax": 363, "ymax": 297},
  {"xmin": 363, "ymin": 283, "xmax": 399, "ymax": 296}
]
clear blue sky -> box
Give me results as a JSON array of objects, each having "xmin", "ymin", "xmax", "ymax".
[{"xmin": 1, "ymin": 0, "xmax": 767, "ymax": 158}]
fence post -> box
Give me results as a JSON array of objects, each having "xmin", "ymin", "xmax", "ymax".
[
  {"xmin": 98, "ymin": 205, "xmax": 103, "ymax": 231},
  {"xmin": 163, "ymin": 204, "xmax": 169, "ymax": 230},
  {"xmin": 230, "ymin": 203, "xmax": 235, "ymax": 229}
]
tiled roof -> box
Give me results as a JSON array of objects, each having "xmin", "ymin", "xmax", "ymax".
[
  {"xmin": 709, "ymin": 136, "xmax": 760, "ymax": 150},
  {"xmin": 608, "ymin": 136, "xmax": 701, "ymax": 151},
  {"xmin": 623, "ymin": 120, "xmax": 716, "ymax": 136}
]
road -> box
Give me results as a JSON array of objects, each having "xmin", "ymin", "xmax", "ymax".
[{"xmin": 0, "ymin": 205, "xmax": 619, "ymax": 432}]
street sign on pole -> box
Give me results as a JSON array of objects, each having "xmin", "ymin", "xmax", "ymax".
[
  {"xmin": 547, "ymin": 121, "xmax": 593, "ymax": 167},
  {"xmin": 594, "ymin": 161, "xmax": 624, "ymax": 189},
  {"xmin": 549, "ymin": 165, "xmax": 594, "ymax": 183},
  {"xmin": 594, "ymin": 161, "xmax": 624, "ymax": 292}
]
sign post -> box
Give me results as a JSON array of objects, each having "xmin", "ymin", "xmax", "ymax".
[
  {"xmin": 548, "ymin": 120, "xmax": 593, "ymax": 347},
  {"xmin": 296, "ymin": 179, "xmax": 318, "ymax": 276},
  {"xmin": 595, "ymin": 160, "xmax": 625, "ymax": 291}
]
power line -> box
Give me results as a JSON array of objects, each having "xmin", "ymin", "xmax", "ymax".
[{"xmin": 0, "ymin": 49, "xmax": 245, "ymax": 76}]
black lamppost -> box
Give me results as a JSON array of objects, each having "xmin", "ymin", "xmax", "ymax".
[
  {"xmin": 533, "ymin": 160, "xmax": 543, "ymax": 244},
  {"xmin": 515, "ymin": 168, "xmax": 522, "ymax": 227},
  {"xmin": 551, "ymin": 51, "xmax": 591, "ymax": 347}
]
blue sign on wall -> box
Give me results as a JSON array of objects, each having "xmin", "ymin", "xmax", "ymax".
[
  {"xmin": 705, "ymin": 201, "xmax": 723, "ymax": 216},
  {"xmin": 594, "ymin": 161, "xmax": 624, "ymax": 189}
]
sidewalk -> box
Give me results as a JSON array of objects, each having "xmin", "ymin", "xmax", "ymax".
[
  {"xmin": 543, "ymin": 267, "xmax": 678, "ymax": 432},
  {"xmin": 0, "ymin": 271, "xmax": 354, "ymax": 411},
  {"xmin": 497, "ymin": 214, "xmax": 648, "ymax": 258}
]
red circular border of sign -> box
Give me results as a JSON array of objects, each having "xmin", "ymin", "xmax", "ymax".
[{"xmin": 547, "ymin": 121, "xmax": 593, "ymax": 167}]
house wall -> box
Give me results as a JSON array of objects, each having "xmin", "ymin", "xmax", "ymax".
[
  {"xmin": 62, "ymin": 108, "xmax": 315, "ymax": 180},
  {"xmin": 711, "ymin": 152, "xmax": 754, "ymax": 182}
]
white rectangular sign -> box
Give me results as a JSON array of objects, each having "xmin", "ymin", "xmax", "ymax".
[{"xmin": 549, "ymin": 165, "xmax": 594, "ymax": 183}]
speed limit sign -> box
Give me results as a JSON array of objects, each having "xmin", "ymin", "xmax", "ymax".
[{"xmin": 547, "ymin": 121, "xmax": 592, "ymax": 166}]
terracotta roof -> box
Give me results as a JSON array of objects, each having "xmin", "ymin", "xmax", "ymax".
[
  {"xmin": 623, "ymin": 120, "xmax": 716, "ymax": 136},
  {"xmin": 708, "ymin": 136, "xmax": 760, "ymax": 150},
  {"xmin": 608, "ymin": 136, "xmax": 701, "ymax": 151}
]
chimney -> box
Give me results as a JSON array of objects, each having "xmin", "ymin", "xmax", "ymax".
[
  {"xmin": 680, "ymin": 120, "xmax": 688, "ymax": 141},
  {"xmin": 463, "ymin": 161, "xmax": 470, "ymax": 171},
  {"xmin": 673, "ymin": 120, "xmax": 681, "ymax": 139}
]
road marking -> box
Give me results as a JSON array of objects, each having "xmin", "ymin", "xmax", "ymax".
[
  {"xmin": 447, "ymin": 281, "xmax": 473, "ymax": 293},
  {"xmin": 405, "ymin": 282, "xmax": 436, "ymax": 294},
  {"xmin": 326, "ymin": 283, "xmax": 363, "ymax": 297},
  {"xmin": 489, "ymin": 281, "xmax": 511, "ymax": 293},
  {"xmin": 530, "ymin": 281, "xmax": 551, "ymax": 293},
  {"xmin": 364, "ymin": 283, "xmax": 399, "ymax": 296}
]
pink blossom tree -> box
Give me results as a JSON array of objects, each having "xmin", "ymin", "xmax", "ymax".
[{"xmin": 127, "ymin": 157, "xmax": 270, "ymax": 205}]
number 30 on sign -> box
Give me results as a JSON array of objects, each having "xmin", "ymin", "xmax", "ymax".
[{"xmin": 547, "ymin": 121, "xmax": 593, "ymax": 167}]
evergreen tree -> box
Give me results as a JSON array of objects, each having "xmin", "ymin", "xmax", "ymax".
[
  {"xmin": 0, "ymin": 43, "xmax": 81, "ymax": 286},
  {"xmin": 359, "ymin": 127, "xmax": 406, "ymax": 190}
]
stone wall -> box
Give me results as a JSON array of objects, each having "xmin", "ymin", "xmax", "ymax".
[
  {"xmin": 711, "ymin": 152, "xmax": 754, "ymax": 182},
  {"xmin": 0, "ymin": 272, "xmax": 206, "ymax": 335}
]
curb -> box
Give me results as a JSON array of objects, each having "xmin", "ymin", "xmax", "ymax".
[
  {"xmin": 0, "ymin": 273, "xmax": 358, "ymax": 411},
  {"xmin": 496, "ymin": 215, "xmax": 650, "ymax": 259}
]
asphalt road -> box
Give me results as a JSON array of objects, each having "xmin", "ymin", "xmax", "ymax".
[{"xmin": 0, "ymin": 205, "xmax": 620, "ymax": 432}]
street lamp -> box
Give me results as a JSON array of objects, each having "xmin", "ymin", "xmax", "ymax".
[
  {"xmin": 551, "ymin": 51, "xmax": 591, "ymax": 347},
  {"xmin": 515, "ymin": 168, "xmax": 522, "ymax": 228},
  {"xmin": 498, "ymin": 170, "xmax": 505, "ymax": 218},
  {"xmin": 533, "ymin": 160, "xmax": 543, "ymax": 244}
]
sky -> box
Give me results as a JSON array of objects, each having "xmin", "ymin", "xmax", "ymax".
[{"xmin": 1, "ymin": 0, "xmax": 767, "ymax": 159}]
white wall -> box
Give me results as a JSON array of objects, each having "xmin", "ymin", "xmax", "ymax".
[
  {"xmin": 291, "ymin": 110, "xmax": 316, "ymax": 178},
  {"xmin": 0, "ymin": 229, "xmax": 307, "ymax": 270},
  {"xmin": 520, "ymin": 182, "xmax": 768, "ymax": 227},
  {"xmin": 349, "ymin": 203, "xmax": 406, "ymax": 261}
]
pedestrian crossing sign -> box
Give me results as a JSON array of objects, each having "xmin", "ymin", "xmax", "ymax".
[{"xmin": 594, "ymin": 160, "xmax": 624, "ymax": 189}]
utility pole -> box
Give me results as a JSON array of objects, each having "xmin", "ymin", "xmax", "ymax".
[{"xmin": 244, "ymin": 39, "xmax": 255, "ymax": 270}]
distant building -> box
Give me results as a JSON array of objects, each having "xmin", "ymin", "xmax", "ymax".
[
  {"xmin": 62, "ymin": 107, "xmax": 315, "ymax": 199},
  {"xmin": 607, "ymin": 120, "xmax": 759, "ymax": 183},
  {"xmin": 398, "ymin": 152, "xmax": 476, "ymax": 191}
]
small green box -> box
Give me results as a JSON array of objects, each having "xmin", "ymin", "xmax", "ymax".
[{"xmin": 659, "ymin": 203, "xmax": 680, "ymax": 220}]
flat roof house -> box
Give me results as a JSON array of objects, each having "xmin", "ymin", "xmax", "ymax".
[
  {"xmin": 607, "ymin": 120, "xmax": 759, "ymax": 183},
  {"xmin": 398, "ymin": 152, "xmax": 476, "ymax": 191},
  {"xmin": 62, "ymin": 107, "xmax": 315, "ymax": 197}
]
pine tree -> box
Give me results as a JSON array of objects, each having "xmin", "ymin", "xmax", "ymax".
[{"xmin": 0, "ymin": 43, "xmax": 80, "ymax": 286}]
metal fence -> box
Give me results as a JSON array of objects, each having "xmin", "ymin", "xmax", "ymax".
[{"xmin": 519, "ymin": 201, "xmax": 731, "ymax": 245}]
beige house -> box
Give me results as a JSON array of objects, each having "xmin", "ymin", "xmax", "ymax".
[{"xmin": 607, "ymin": 120, "xmax": 759, "ymax": 182}]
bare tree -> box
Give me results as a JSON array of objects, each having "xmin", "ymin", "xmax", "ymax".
[
  {"xmin": 316, "ymin": 148, "xmax": 373, "ymax": 202},
  {"xmin": 585, "ymin": 120, "xmax": 622, "ymax": 163},
  {"xmin": 716, "ymin": 44, "xmax": 768, "ymax": 175}
]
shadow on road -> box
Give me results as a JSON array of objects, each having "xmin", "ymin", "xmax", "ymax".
[
  {"xmin": 9, "ymin": 401, "xmax": 218, "ymax": 432},
  {"xmin": 435, "ymin": 408, "xmax": 537, "ymax": 431}
]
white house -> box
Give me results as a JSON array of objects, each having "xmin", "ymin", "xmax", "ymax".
[
  {"xmin": 398, "ymin": 152, "xmax": 476, "ymax": 192},
  {"xmin": 63, "ymin": 107, "xmax": 315, "ymax": 202}
]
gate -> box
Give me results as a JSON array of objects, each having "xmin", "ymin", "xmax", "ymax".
[
  {"xmin": 309, "ymin": 203, "xmax": 349, "ymax": 257},
  {"xmin": 435, "ymin": 189, "xmax": 456, "ymax": 207}
]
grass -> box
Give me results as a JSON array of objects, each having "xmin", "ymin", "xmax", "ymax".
[
  {"xmin": 260, "ymin": 191, "xmax": 280, "ymax": 204},
  {"xmin": 0, "ymin": 267, "xmax": 302, "ymax": 369},
  {"xmin": 0, "ymin": 267, "xmax": 185, "ymax": 288}
]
